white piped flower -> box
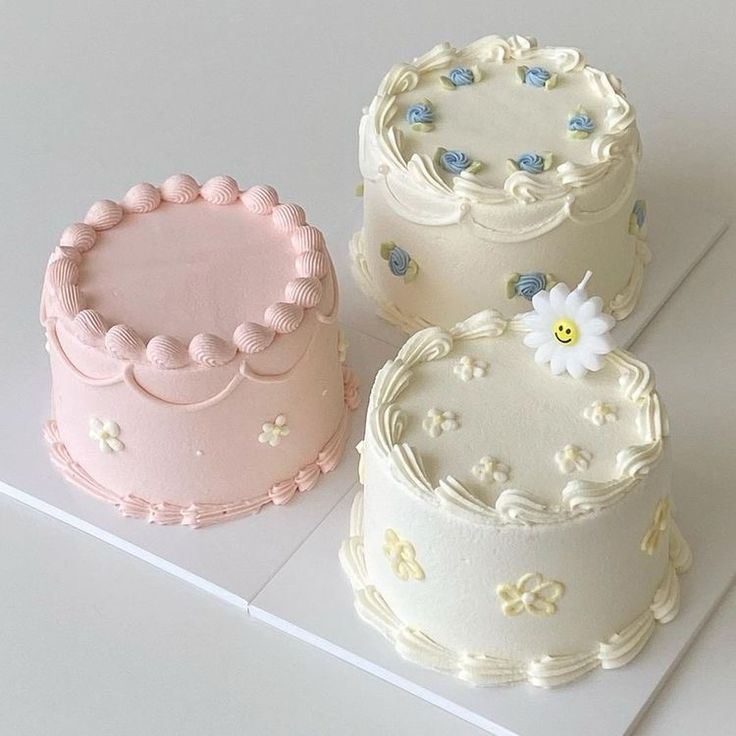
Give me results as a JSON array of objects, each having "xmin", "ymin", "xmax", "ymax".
[
  {"xmin": 258, "ymin": 415, "xmax": 290, "ymax": 447},
  {"xmin": 89, "ymin": 417, "xmax": 124, "ymax": 453},
  {"xmin": 522, "ymin": 271, "xmax": 616, "ymax": 379},
  {"xmin": 422, "ymin": 409, "xmax": 459, "ymax": 438},
  {"xmin": 472, "ymin": 456, "xmax": 510, "ymax": 483},
  {"xmin": 583, "ymin": 400, "xmax": 618, "ymax": 426},
  {"xmin": 555, "ymin": 444, "xmax": 592, "ymax": 474},
  {"xmin": 453, "ymin": 355, "xmax": 489, "ymax": 382}
]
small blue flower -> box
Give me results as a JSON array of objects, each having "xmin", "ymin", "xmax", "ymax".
[
  {"xmin": 439, "ymin": 150, "xmax": 473, "ymax": 175},
  {"xmin": 568, "ymin": 110, "xmax": 595, "ymax": 138},
  {"xmin": 525, "ymin": 66, "xmax": 550, "ymax": 87},
  {"xmin": 514, "ymin": 272, "xmax": 548, "ymax": 300},
  {"xmin": 515, "ymin": 152, "xmax": 545, "ymax": 174},
  {"xmin": 629, "ymin": 199, "xmax": 647, "ymax": 234},
  {"xmin": 380, "ymin": 242, "xmax": 419, "ymax": 282},
  {"xmin": 406, "ymin": 101, "xmax": 434, "ymax": 126},
  {"xmin": 448, "ymin": 67, "xmax": 475, "ymax": 86}
]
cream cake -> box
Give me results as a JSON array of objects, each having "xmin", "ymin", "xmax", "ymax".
[
  {"xmin": 353, "ymin": 34, "xmax": 648, "ymax": 332},
  {"xmin": 41, "ymin": 174, "xmax": 359, "ymax": 527},
  {"xmin": 341, "ymin": 276, "xmax": 690, "ymax": 687}
]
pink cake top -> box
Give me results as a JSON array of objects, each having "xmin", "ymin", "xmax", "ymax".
[{"xmin": 42, "ymin": 174, "xmax": 333, "ymax": 369}]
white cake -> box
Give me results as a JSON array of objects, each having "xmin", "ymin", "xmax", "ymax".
[
  {"xmin": 341, "ymin": 278, "xmax": 690, "ymax": 687},
  {"xmin": 353, "ymin": 34, "xmax": 648, "ymax": 332}
]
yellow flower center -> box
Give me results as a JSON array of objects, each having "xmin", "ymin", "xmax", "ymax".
[{"xmin": 552, "ymin": 318, "xmax": 579, "ymax": 345}]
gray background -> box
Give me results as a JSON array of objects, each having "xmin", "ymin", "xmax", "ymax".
[{"xmin": 1, "ymin": 1, "xmax": 734, "ymax": 734}]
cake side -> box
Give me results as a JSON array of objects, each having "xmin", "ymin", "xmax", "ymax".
[
  {"xmin": 355, "ymin": 34, "xmax": 649, "ymax": 331},
  {"xmin": 41, "ymin": 175, "xmax": 358, "ymax": 526},
  {"xmin": 341, "ymin": 306, "xmax": 689, "ymax": 686}
]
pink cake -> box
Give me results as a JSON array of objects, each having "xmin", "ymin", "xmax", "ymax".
[{"xmin": 41, "ymin": 174, "xmax": 359, "ymax": 528}]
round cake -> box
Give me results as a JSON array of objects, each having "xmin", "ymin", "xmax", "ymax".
[
  {"xmin": 353, "ymin": 34, "xmax": 648, "ymax": 332},
  {"xmin": 41, "ymin": 174, "xmax": 359, "ymax": 527},
  {"xmin": 341, "ymin": 280, "xmax": 689, "ymax": 687}
]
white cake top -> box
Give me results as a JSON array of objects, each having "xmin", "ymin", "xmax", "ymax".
[{"xmin": 366, "ymin": 309, "xmax": 666, "ymax": 524}]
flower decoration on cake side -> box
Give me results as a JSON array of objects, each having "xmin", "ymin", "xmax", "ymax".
[
  {"xmin": 641, "ymin": 498, "xmax": 670, "ymax": 555},
  {"xmin": 507, "ymin": 151, "xmax": 554, "ymax": 175},
  {"xmin": 517, "ymin": 65, "xmax": 558, "ymax": 89},
  {"xmin": 496, "ymin": 573, "xmax": 565, "ymax": 617},
  {"xmin": 506, "ymin": 272, "xmax": 556, "ymax": 301},
  {"xmin": 583, "ymin": 400, "xmax": 618, "ymax": 426},
  {"xmin": 406, "ymin": 98, "xmax": 435, "ymax": 132},
  {"xmin": 258, "ymin": 415, "xmax": 290, "ymax": 447},
  {"xmin": 522, "ymin": 271, "xmax": 616, "ymax": 378},
  {"xmin": 568, "ymin": 106, "xmax": 595, "ymax": 138},
  {"xmin": 453, "ymin": 355, "xmax": 489, "ymax": 382},
  {"xmin": 472, "ymin": 457, "xmax": 510, "ymax": 484},
  {"xmin": 89, "ymin": 417, "xmax": 125, "ymax": 453},
  {"xmin": 629, "ymin": 199, "xmax": 647, "ymax": 235},
  {"xmin": 380, "ymin": 241, "xmax": 418, "ymax": 283},
  {"xmin": 440, "ymin": 65, "xmax": 481, "ymax": 89},
  {"xmin": 555, "ymin": 444, "xmax": 592, "ymax": 474},
  {"xmin": 436, "ymin": 147, "xmax": 483, "ymax": 175},
  {"xmin": 383, "ymin": 529, "xmax": 425, "ymax": 581},
  {"xmin": 422, "ymin": 409, "xmax": 460, "ymax": 438}
]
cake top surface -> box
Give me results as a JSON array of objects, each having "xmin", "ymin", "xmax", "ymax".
[
  {"xmin": 361, "ymin": 34, "xmax": 639, "ymax": 211},
  {"xmin": 366, "ymin": 306, "xmax": 666, "ymax": 525},
  {"xmin": 42, "ymin": 175, "xmax": 334, "ymax": 368}
]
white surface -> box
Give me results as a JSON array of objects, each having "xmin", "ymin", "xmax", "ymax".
[
  {"xmin": 0, "ymin": 327, "xmax": 395, "ymax": 605},
  {"xmin": 1, "ymin": 1, "xmax": 735, "ymax": 735}
]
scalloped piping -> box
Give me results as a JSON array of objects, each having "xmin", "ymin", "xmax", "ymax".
[
  {"xmin": 42, "ymin": 365, "xmax": 359, "ymax": 529},
  {"xmin": 351, "ymin": 229, "xmax": 648, "ymax": 333},
  {"xmin": 41, "ymin": 174, "xmax": 336, "ymax": 370},
  {"xmin": 364, "ymin": 312, "xmax": 665, "ymax": 524},
  {"xmin": 339, "ymin": 491, "xmax": 690, "ymax": 688}
]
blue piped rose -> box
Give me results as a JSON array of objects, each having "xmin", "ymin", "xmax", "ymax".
[
  {"xmin": 506, "ymin": 272, "xmax": 555, "ymax": 300},
  {"xmin": 380, "ymin": 241, "xmax": 419, "ymax": 283},
  {"xmin": 507, "ymin": 151, "xmax": 552, "ymax": 175},
  {"xmin": 568, "ymin": 108, "xmax": 595, "ymax": 138},
  {"xmin": 440, "ymin": 65, "xmax": 480, "ymax": 89},
  {"xmin": 629, "ymin": 199, "xmax": 647, "ymax": 235},
  {"xmin": 517, "ymin": 65, "xmax": 558, "ymax": 89},
  {"xmin": 406, "ymin": 99, "xmax": 434, "ymax": 131},
  {"xmin": 437, "ymin": 147, "xmax": 483, "ymax": 175}
]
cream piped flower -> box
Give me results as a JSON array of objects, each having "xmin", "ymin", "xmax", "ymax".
[
  {"xmin": 583, "ymin": 400, "xmax": 618, "ymax": 426},
  {"xmin": 258, "ymin": 415, "xmax": 290, "ymax": 447},
  {"xmin": 497, "ymin": 572, "xmax": 565, "ymax": 617},
  {"xmin": 89, "ymin": 417, "xmax": 125, "ymax": 453},
  {"xmin": 555, "ymin": 444, "xmax": 592, "ymax": 474},
  {"xmin": 422, "ymin": 409, "xmax": 459, "ymax": 438},
  {"xmin": 383, "ymin": 529, "xmax": 425, "ymax": 581},
  {"xmin": 453, "ymin": 355, "xmax": 489, "ymax": 382},
  {"xmin": 472, "ymin": 456, "xmax": 510, "ymax": 483},
  {"xmin": 522, "ymin": 271, "xmax": 616, "ymax": 378}
]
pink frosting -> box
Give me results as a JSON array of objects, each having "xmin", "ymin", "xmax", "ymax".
[
  {"xmin": 85, "ymin": 200, "xmax": 123, "ymax": 230},
  {"xmin": 296, "ymin": 251, "xmax": 329, "ymax": 279},
  {"xmin": 57, "ymin": 284, "xmax": 83, "ymax": 317},
  {"xmin": 272, "ymin": 203, "xmax": 306, "ymax": 232},
  {"xmin": 160, "ymin": 174, "xmax": 200, "ymax": 204},
  {"xmin": 232, "ymin": 322, "xmax": 276, "ymax": 353},
  {"xmin": 48, "ymin": 257, "xmax": 80, "ymax": 288},
  {"xmin": 285, "ymin": 277, "xmax": 322, "ymax": 308},
  {"xmin": 72, "ymin": 309, "xmax": 107, "ymax": 345},
  {"xmin": 292, "ymin": 225, "xmax": 325, "ymax": 253},
  {"xmin": 264, "ymin": 302, "xmax": 304, "ymax": 333},
  {"xmin": 60, "ymin": 222, "xmax": 97, "ymax": 252},
  {"xmin": 188, "ymin": 333, "xmax": 237, "ymax": 367},
  {"xmin": 200, "ymin": 175, "xmax": 239, "ymax": 205},
  {"xmin": 122, "ymin": 183, "xmax": 162, "ymax": 213},
  {"xmin": 105, "ymin": 324, "xmax": 145, "ymax": 360},
  {"xmin": 241, "ymin": 185, "xmax": 279, "ymax": 214},
  {"xmin": 146, "ymin": 335, "xmax": 189, "ymax": 369}
]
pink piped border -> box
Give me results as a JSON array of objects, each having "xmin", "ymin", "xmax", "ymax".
[
  {"xmin": 41, "ymin": 174, "xmax": 335, "ymax": 370},
  {"xmin": 43, "ymin": 365, "xmax": 360, "ymax": 529}
]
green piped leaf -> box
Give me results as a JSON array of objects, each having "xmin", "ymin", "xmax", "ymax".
[
  {"xmin": 506, "ymin": 273, "xmax": 520, "ymax": 299},
  {"xmin": 545, "ymin": 73, "xmax": 558, "ymax": 90},
  {"xmin": 470, "ymin": 65, "xmax": 482, "ymax": 83},
  {"xmin": 466, "ymin": 160, "xmax": 483, "ymax": 174},
  {"xmin": 506, "ymin": 158, "xmax": 520, "ymax": 173},
  {"xmin": 542, "ymin": 152, "xmax": 554, "ymax": 171},
  {"xmin": 568, "ymin": 130, "xmax": 590, "ymax": 140},
  {"xmin": 439, "ymin": 75, "xmax": 455, "ymax": 90},
  {"xmin": 404, "ymin": 260, "xmax": 419, "ymax": 283},
  {"xmin": 516, "ymin": 66, "xmax": 528, "ymax": 83},
  {"xmin": 411, "ymin": 122, "xmax": 434, "ymax": 132},
  {"xmin": 354, "ymin": 182, "xmax": 364, "ymax": 197},
  {"xmin": 380, "ymin": 241, "xmax": 395, "ymax": 260}
]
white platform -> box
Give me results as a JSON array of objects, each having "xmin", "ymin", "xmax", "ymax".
[
  {"xmin": 0, "ymin": 327, "xmax": 395, "ymax": 606},
  {"xmin": 336, "ymin": 192, "xmax": 728, "ymax": 350}
]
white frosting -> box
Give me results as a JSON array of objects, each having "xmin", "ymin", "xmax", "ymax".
[
  {"xmin": 355, "ymin": 35, "xmax": 648, "ymax": 330},
  {"xmin": 342, "ymin": 311, "xmax": 689, "ymax": 685}
]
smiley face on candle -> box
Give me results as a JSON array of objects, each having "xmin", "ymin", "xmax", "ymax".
[{"xmin": 553, "ymin": 318, "xmax": 578, "ymax": 345}]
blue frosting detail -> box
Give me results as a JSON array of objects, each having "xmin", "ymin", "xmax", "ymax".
[
  {"xmin": 516, "ymin": 152, "xmax": 545, "ymax": 174},
  {"xmin": 406, "ymin": 102, "xmax": 434, "ymax": 125},
  {"xmin": 439, "ymin": 150, "xmax": 472, "ymax": 174},
  {"xmin": 525, "ymin": 66, "xmax": 551, "ymax": 87},
  {"xmin": 632, "ymin": 200, "xmax": 646, "ymax": 229},
  {"xmin": 448, "ymin": 67, "xmax": 475, "ymax": 86},
  {"xmin": 568, "ymin": 113, "xmax": 594, "ymax": 133},
  {"xmin": 387, "ymin": 245, "xmax": 412, "ymax": 277},
  {"xmin": 515, "ymin": 272, "xmax": 547, "ymax": 300}
]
